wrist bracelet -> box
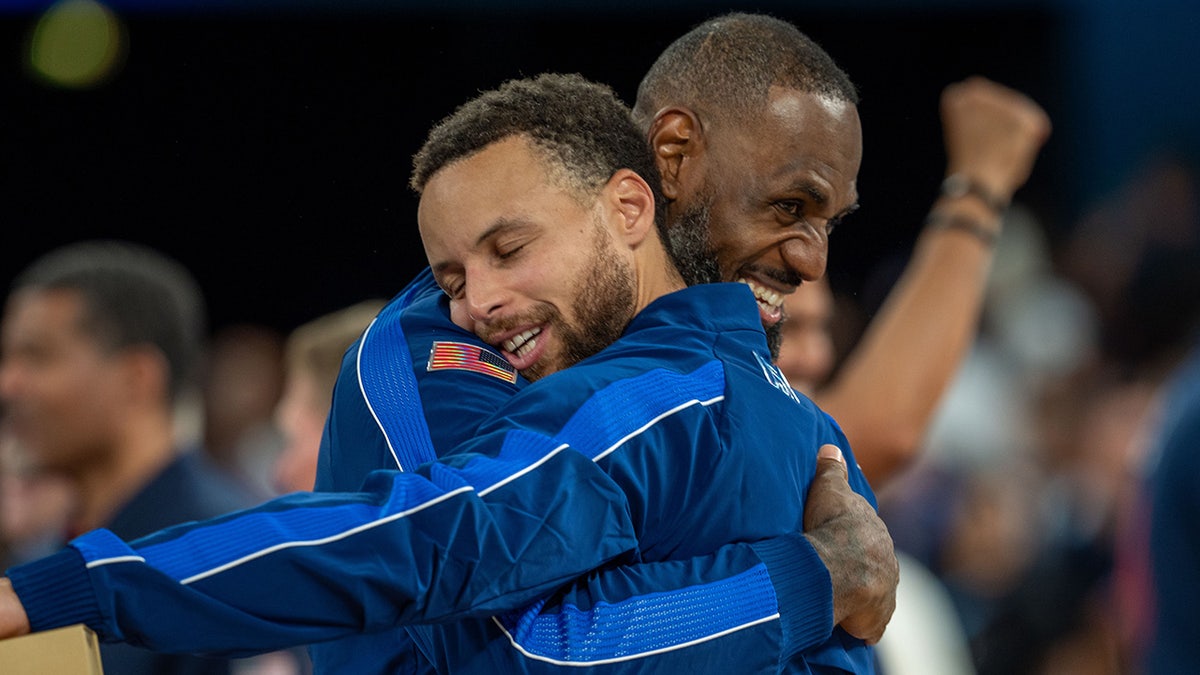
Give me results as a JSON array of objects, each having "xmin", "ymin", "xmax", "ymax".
[
  {"xmin": 940, "ymin": 173, "xmax": 1009, "ymax": 213},
  {"xmin": 925, "ymin": 212, "xmax": 999, "ymax": 248}
]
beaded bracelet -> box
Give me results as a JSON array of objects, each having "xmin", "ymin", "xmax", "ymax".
[{"xmin": 940, "ymin": 173, "xmax": 1009, "ymax": 214}]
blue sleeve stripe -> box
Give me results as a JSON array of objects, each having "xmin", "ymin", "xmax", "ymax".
[
  {"xmin": 497, "ymin": 614, "xmax": 779, "ymax": 667},
  {"xmin": 128, "ymin": 483, "xmax": 471, "ymax": 584},
  {"xmin": 108, "ymin": 360, "xmax": 725, "ymax": 589},
  {"xmin": 476, "ymin": 438, "xmax": 569, "ymax": 498},
  {"xmin": 96, "ymin": 429, "xmax": 568, "ymax": 584},
  {"xmin": 494, "ymin": 563, "xmax": 780, "ymax": 665},
  {"xmin": 554, "ymin": 361, "xmax": 726, "ymax": 461},
  {"xmin": 177, "ymin": 488, "xmax": 474, "ymax": 585},
  {"xmin": 357, "ymin": 280, "xmax": 441, "ymax": 472},
  {"xmin": 85, "ymin": 555, "xmax": 145, "ymax": 568}
]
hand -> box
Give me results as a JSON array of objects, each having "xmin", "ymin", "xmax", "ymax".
[
  {"xmin": 803, "ymin": 445, "xmax": 898, "ymax": 645},
  {"xmin": 0, "ymin": 578, "xmax": 31, "ymax": 639},
  {"xmin": 941, "ymin": 76, "xmax": 1052, "ymax": 202}
]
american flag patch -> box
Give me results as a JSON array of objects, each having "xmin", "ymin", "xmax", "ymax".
[{"xmin": 427, "ymin": 341, "xmax": 518, "ymax": 384}]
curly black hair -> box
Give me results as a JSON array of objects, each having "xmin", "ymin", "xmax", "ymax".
[
  {"xmin": 633, "ymin": 12, "xmax": 859, "ymax": 131},
  {"xmin": 411, "ymin": 73, "xmax": 665, "ymax": 231}
]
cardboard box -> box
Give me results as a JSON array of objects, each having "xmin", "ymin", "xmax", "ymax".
[{"xmin": 0, "ymin": 624, "xmax": 103, "ymax": 674}]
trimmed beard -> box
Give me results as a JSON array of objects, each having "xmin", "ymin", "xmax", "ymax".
[
  {"xmin": 666, "ymin": 190, "xmax": 785, "ymax": 359},
  {"xmin": 665, "ymin": 194, "xmax": 722, "ymax": 287},
  {"xmin": 522, "ymin": 222, "xmax": 637, "ymax": 381}
]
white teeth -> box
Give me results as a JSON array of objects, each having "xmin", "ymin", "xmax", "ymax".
[
  {"xmin": 503, "ymin": 327, "xmax": 542, "ymax": 355},
  {"xmin": 737, "ymin": 277, "xmax": 784, "ymax": 310},
  {"xmin": 515, "ymin": 337, "xmax": 537, "ymax": 358}
]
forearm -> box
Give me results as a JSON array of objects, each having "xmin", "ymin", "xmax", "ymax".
[
  {"xmin": 6, "ymin": 450, "xmax": 637, "ymax": 655},
  {"xmin": 487, "ymin": 444, "xmax": 883, "ymax": 670},
  {"xmin": 487, "ymin": 532, "xmax": 833, "ymax": 671},
  {"xmin": 818, "ymin": 77, "xmax": 1050, "ymax": 490},
  {"xmin": 815, "ymin": 196, "xmax": 997, "ymax": 486}
]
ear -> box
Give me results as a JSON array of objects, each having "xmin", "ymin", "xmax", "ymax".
[
  {"xmin": 118, "ymin": 345, "xmax": 172, "ymax": 406},
  {"xmin": 603, "ymin": 169, "xmax": 657, "ymax": 248},
  {"xmin": 646, "ymin": 107, "xmax": 705, "ymax": 201}
]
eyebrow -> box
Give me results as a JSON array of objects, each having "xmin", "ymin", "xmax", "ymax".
[
  {"xmin": 791, "ymin": 180, "xmax": 860, "ymax": 220},
  {"xmin": 835, "ymin": 202, "xmax": 861, "ymax": 221},
  {"xmin": 429, "ymin": 218, "xmax": 535, "ymax": 276}
]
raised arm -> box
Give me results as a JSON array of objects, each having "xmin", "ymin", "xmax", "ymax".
[{"xmin": 814, "ymin": 76, "xmax": 1051, "ymax": 487}]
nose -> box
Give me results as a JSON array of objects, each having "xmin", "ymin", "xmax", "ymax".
[
  {"xmin": 779, "ymin": 235, "xmax": 828, "ymax": 283},
  {"xmin": 460, "ymin": 268, "xmax": 511, "ymax": 327}
]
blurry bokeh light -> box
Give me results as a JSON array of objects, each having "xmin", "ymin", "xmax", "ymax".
[{"xmin": 27, "ymin": 0, "xmax": 125, "ymax": 89}]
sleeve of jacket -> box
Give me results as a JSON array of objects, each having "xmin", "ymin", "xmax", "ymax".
[
  {"xmin": 481, "ymin": 532, "xmax": 833, "ymax": 673},
  {"xmin": 7, "ymin": 433, "xmax": 639, "ymax": 657},
  {"xmin": 464, "ymin": 362, "xmax": 842, "ymax": 671}
]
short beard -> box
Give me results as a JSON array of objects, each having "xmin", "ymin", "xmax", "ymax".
[
  {"xmin": 765, "ymin": 321, "xmax": 783, "ymax": 360},
  {"xmin": 668, "ymin": 189, "xmax": 786, "ymax": 359},
  {"xmin": 665, "ymin": 194, "xmax": 722, "ymax": 287},
  {"xmin": 523, "ymin": 224, "xmax": 637, "ymax": 381}
]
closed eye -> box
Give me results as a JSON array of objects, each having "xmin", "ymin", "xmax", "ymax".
[
  {"xmin": 436, "ymin": 275, "xmax": 465, "ymax": 300},
  {"xmin": 497, "ymin": 244, "xmax": 525, "ymax": 260}
]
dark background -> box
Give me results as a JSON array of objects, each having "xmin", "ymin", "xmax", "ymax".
[{"xmin": 2, "ymin": 0, "xmax": 1197, "ymax": 339}]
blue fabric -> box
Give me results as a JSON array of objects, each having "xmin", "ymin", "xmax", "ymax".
[
  {"xmin": 496, "ymin": 563, "xmax": 779, "ymax": 662},
  {"xmin": 317, "ymin": 278, "xmax": 876, "ymax": 673},
  {"xmin": 357, "ymin": 275, "xmax": 440, "ymax": 471},
  {"xmin": 13, "ymin": 452, "xmax": 257, "ymax": 675},
  {"xmin": 1145, "ymin": 341, "xmax": 1200, "ymax": 673},
  {"xmin": 10, "ymin": 280, "xmax": 876, "ymax": 674},
  {"xmin": 314, "ymin": 269, "xmax": 526, "ymax": 493},
  {"xmin": 552, "ymin": 361, "xmax": 726, "ymax": 461}
]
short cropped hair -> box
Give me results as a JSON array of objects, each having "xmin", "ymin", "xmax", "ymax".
[
  {"xmin": 633, "ymin": 12, "xmax": 859, "ymax": 130},
  {"xmin": 411, "ymin": 72, "xmax": 665, "ymax": 228},
  {"xmin": 10, "ymin": 240, "xmax": 207, "ymax": 401}
]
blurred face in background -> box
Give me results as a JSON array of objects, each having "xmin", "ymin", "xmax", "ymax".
[
  {"xmin": 272, "ymin": 368, "xmax": 324, "ymax": 494},
  {"xmin": 0, "ymin": 289, "xmax": 130, "ymax": 476},
  {"xmin": 773, "ymin": 276, "xmax": 835, "ymax": 395}
]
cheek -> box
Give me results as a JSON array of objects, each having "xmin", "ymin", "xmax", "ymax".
[
  {"xmin": 27, "ymin": 368, "xmax": 118, "ymax": 459},
  {"xmin": 704, "ymin": 205, "xmax": 768, "ymax": 263},
  {"xmin": 39, "ymin": 361, "xmax": 108, "ymax": 414},
  {"xmin": 521, "ymin": 256, "xmax": 576, "ymax": 305},
  {"xmin": 448, "ymin": 300, "xmax": 475, "ymax": 332},
  {"xmin": 289, "ymin": 414, "xmax": 326, "ymax": 456},
  {"xmin": 700, "ymin": 196, "xmax": 768, "ymax": 254},
  {"xmin": 276, "ymin": 405, "xmax": 325, "ymax": 457}
]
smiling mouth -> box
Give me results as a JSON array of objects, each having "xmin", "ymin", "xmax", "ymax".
[
  {"xmin": 503, "ymin": 326, "xmax": 542, "ymax": 359},
  {"xmin": 738, "ymin": 277, "xmax": 786, "ymax": 324}
]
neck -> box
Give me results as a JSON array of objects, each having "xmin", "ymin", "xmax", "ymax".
[
  {"xmin": 634, "ymin": 239, "xmax": 687, "ymax": 315},
  {"xmin": 67, "ymin": 411, "xmax": 177, "ymax": 535}
]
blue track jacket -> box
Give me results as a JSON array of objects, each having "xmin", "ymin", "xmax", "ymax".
[{"xmin": 9, "ymin": 279, "xmax": 877, "ymax": 674}]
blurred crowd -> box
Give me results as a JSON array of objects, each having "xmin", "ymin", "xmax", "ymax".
[{"xmin": 866, "ymin": 151, "xmax": 1200, "ymax": 675}]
